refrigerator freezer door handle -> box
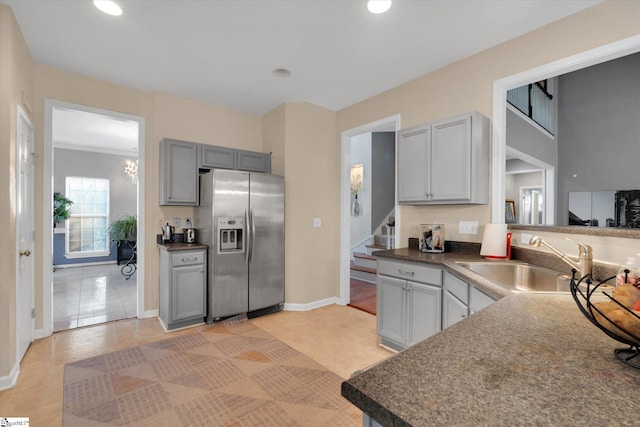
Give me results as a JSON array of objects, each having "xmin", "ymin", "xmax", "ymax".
[
  {"xmin": 244, "ymin": 208, "xmax": 250, "ymax": 264},
  {"xmin": 249, "ymin": 208, "xmax": 256, "ymax": 264}
]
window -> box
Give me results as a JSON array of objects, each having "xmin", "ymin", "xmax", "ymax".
[
  {"xmin": 507, "ymin": 79, "xmax": 555, "ymax": 134},
  {"xmin": 65, "ymin": 177, "xmax": 110, "ymax": 258}
]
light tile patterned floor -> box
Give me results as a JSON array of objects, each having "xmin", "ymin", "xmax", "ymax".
[
  {"xmin": 53, "ymin": 264, "xmax": 137, "ymax": 332},
  {"xmin": 0, "ymin": 304, "xmax": 393, "ymax": 425}
]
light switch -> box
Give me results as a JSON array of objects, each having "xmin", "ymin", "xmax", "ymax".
[
  {"xmin": 313, "ymin": 217, "xmax": 322, "ymax": 228},
  {"xmin": 459, "ymin": 221, "xmax": 478, "ymax": 235}
]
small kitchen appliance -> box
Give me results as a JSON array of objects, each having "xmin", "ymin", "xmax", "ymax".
[
  {"xmin": 162, "ymin": 223, "xmax": 174, "ymax": 242},
  {"xmin": 184, "ymin": 228, "xmax": 196, "ymax": 243}
]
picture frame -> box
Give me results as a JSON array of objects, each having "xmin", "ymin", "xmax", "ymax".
[{"xmin": 505, "ymin": 199, "xmax": 516, "ymax": 224}]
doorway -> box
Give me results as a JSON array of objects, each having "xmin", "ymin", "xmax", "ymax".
[
  {"xmin": 340, "ymin": 115, "xmax": 400, "ymax": 307},
  {"xmin": 43, "ymin": 100, "xmax": 146, "ymax": 335}
]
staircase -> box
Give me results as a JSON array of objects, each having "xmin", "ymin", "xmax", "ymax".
[
  {"xmin": 350, "ymin": 213, "xmax": 395, "ymax": 283},
  {"xmin": 350, "ymin": 235, "xmax": 388, "ymax": 284}
]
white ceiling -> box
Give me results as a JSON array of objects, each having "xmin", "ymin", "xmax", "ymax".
[{"xmin": 4, "ymin": 0, "xmax": 600, "ymax": 117}]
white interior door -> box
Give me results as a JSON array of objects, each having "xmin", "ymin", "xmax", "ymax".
[{"xmin": 17, "ymin": 106, "xmax": 35, "ymax": 362}]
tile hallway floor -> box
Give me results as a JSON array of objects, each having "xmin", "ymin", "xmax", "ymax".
[
  {"xmin": 53, "ymin": 263, "xmax": 137, "ymax": 332},
  {"xmin": 0, "ymin": 304, "xmax": 393, "ymax": 425}
]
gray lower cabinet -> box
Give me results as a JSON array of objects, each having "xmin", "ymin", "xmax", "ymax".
[
  {"xmin": 160, "ymin": 138, "xmax": 199, "ymax": 206},
  {"xmin": 362, "ymin": 413, "xmax": 383, "ymax": 427},
  {"xmin": 470, "ymin": 285, "xmax": 496, "ymax": 314},
  {"xmin": 159, "ymin": 248, "xmax": 207, "ymax": 330},
  {"xmin": 377, "ymin": 259, "xmax": 442, "ymax": 351},
  {"xmin": 442, "ymin": 270, "xmax": 496, "ymax": 329},
  {"xmin": 443, "ymin": 271, "xmax": 469, "ymax": 329}
]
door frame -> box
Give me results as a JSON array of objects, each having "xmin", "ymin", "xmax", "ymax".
[
  {"xmin": 339, "ymin": 114, "xmax": 400, "ymax": 305},
  {"xmin": 491, "ymin": 34, "xmax": 640, "ymax": 224},
  {"xmin": 16, "ymin": 104, "xmax": 35, "ymax": 363},
  {"xmin": 41, "ymin": 99, "xmax": 147, "ymax": 337}
]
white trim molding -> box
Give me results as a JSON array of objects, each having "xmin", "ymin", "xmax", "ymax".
[
  {"xmin": 283, "ymin": 297, "xmax": 340, "ymax": 312},
  {"xmin": 340, "ymin": 114, "xmax": 401, "ymax": 306},
  {"xmin": 492, "ymin": 35, "xmax": 640, "ymax": 224},
  {"xmin": 0, "ymin": 362, "xmax": 20, "ymax": 391}
]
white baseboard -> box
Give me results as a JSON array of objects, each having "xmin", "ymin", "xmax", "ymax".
[
  {"xmin": 34, "ymin": 327, "xmax": 51, "ymax": 339},
  {"xmin": 283, "ymin": 297, "xmax": 340, "ymax": 312},
  {"xmin": 141, "ymin": 309, "xmax": 159, "ymax": 319},
  {"xmin": 0, "ymin": 361, "xmax": 20, "ymax": 391}
]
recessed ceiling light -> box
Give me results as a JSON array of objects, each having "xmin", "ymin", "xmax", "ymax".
[
  {"xmin": 367, "ymin": 0, "xmax": 392, "ymax": 14},
  {"xmin": 272, "ymin": 68, "xmax": 292, "ymax": 78},
  {"xmin": 93, "ymin": 0, "xmax": 123, "ymax": 16}
]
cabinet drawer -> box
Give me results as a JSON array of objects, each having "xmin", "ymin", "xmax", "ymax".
[
  {"xmin": 444, "ymin": 271, "xmax": 469, "ymax": 304},
  {"xmin": 378, "ymin": 259, "xmax": 442, "ymax": 285},
  {"xmin": 172, "ymin": 251, "xmax": 205, "ymax": 266}
]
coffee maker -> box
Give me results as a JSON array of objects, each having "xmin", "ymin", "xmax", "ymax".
[{"xmin": 184, "ymin": 228, "xmax": 196, "ymax": 243}]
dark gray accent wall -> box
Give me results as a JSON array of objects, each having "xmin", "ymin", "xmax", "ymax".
[
  {"xmin": 371, "ymin": 132, "xmax": 395, "ymax": 233},
  {"xmin": 53, "ymin": 148, "xmax": 137, "ymax": 265},
  {"xmin": 556, "ymin": 52, "xmax": 640, "ymax": 225},
  {"xmin": 506, "ymin": 108, "xmax": 557, "ymax": 168}
]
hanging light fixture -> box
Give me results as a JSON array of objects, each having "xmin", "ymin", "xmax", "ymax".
[
  {"xmin": 125, "ymin": 159, "xmax": 138, "ymax": 183},
  {"xmin": 367, "ymin": 0, "xmax": 392, "ymax": 14}
]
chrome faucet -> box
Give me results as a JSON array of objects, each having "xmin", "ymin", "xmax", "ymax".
[{"xmin": 529, "ymin": 235, "xmax": 593, "ymax": 278}]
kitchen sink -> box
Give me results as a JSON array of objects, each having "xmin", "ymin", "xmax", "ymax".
[{"xmin": 456, "ymin": 261, "xmax": 571, "ymax": 293}]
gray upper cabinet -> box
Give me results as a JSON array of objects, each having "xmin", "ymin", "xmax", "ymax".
[
  {"xmin": 199, "ymin": 144, "xmax": 236, "ymax": 169},
  {"xmin": 160, "ymin": 138, "xmax": 199, "ymax": 206},
  {"xmin": 237, "ymin": 149, "xmax": 271, "ymax": 173},
  {"xmin": 160, "ymin": 138, "xmax": 272, "ymax": 206},
  {"xmin": 398, "ymin": 111, "xmax": 489, "ymax": 205}
]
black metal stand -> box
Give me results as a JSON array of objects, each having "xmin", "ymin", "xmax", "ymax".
[{"xmin": 118, "ymin": 240, "xmax": 137, "ymax": 280}]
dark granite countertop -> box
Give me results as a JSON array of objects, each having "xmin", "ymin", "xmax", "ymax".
[
  {"xmin": 157, "ymin": 242, "xmax": 208, "ymax": 252},
  {"xmin": 342, "ymin": 293, "xmax": 640, "ymax": 426}
]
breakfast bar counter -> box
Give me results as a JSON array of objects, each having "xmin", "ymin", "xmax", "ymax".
[{"xmin": 342, "ymin": 292, "xmax": 640, "ymax": 426}]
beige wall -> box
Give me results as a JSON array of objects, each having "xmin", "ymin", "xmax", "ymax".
[
  {"xmin": 0, "ymin": 4, "xmax": 34, "ymax": 379},
  {"xmin": 279, "ymin": 103, "xmax": 339, "ymax": 304},
  {"xmin": 336, "ymin": 0, "xmax": 640, "ymax": 254}
]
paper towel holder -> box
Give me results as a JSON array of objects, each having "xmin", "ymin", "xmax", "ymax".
[{"xmin": 482, "ymin": 232, "xmax": 512, "ymax": 260}]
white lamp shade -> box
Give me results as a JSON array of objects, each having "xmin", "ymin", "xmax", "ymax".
[{"xmin": 480, "ymin": 223, "xmax": 508, "ymax": 258}]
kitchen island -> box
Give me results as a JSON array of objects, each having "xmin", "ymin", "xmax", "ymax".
[{"xmin": 342, "ymin": 249, "xmax": 640, "ymax": 426}]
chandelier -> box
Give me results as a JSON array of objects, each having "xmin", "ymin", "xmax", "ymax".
[{"xmin": 125, "ymin": 159, "xmax": 138, "ymax": 183}]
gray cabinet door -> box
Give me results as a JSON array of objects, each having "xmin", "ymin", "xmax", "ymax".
[
  {"xmin": 171, "ymin": 263, "xmax": 206, "ymax": 322},
  {"xmin": 430, "ymin": 114, "xmax": 472, "ymax": 201},
  {"xmin": 407, "ymin": 281, "xmax": 442, "ymax": 346},
  {"xmin": 469, "ymin": 286, "xmax": 496, "ymax": 315},
  {"xmin": 397, "ymin": 124, "xmax": 430, "ymax": 203},
  {"xmin": 443, "ymin": 290, "xmax": 468, "ymax": 329},
  {"xmin": 377, "ymin": 275, "xmax": 405, "ymax": 347},
  {"xmin": 160, "ymin": 139, "xmax": 199, "ymax": 205},
  {"xmin": 237, "ymin": 149, "xmax": 271, "ymax": 173},
  {"xmin": 199, "ymin": 145, "xmax": 236, "ymax": 169}
]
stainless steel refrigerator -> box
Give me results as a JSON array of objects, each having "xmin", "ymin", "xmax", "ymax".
[{"xmin": 195, "ymin": 169, "xmax": 284, "ymax": 322}]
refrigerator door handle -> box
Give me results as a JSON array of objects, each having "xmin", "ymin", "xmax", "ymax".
[
  {"xmin": 244, "ymin": 208, "xmax": 250, "ymax": 264},
  {"xmin": 249, "ymin": 207, "xmax": 256, "ymax": 264}
]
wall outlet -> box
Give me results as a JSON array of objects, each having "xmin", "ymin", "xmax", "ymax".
[
  {"xmin": 184, "ymin": 217, "xmax": 192, "ymax": 227},
  {"xmin": 313, "ymin": 217, "xmax": 322, "ymax": 228},
  {"xmin": 458, "ymin": 221, "xmax": 478, "ymax": 235},
  {"xmin": 521, "ymin": 233, "xmax": 532, "ymax": 245},
  {"xmin": 173, "ymin": 217, "xmax": 180, "ymax": 228}
]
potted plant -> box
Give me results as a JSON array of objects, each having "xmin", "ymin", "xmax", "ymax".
[
  {"xmin": 108, "ymin": 214, "xmax": 137, "ymax": 242},
  {"xmin": 53, "ymin": 192, "xmax": 73, "ymax": 228}
]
